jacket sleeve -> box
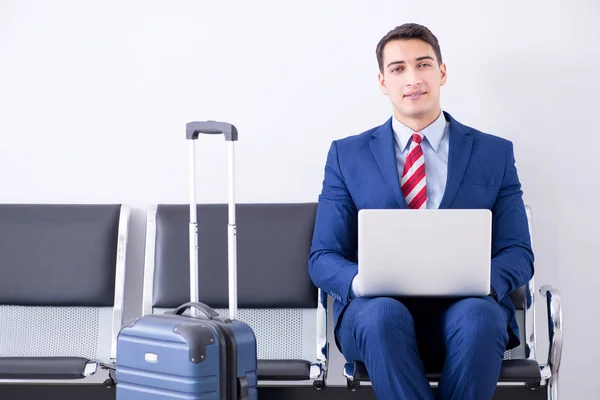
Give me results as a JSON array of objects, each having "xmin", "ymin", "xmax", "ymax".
[
  {"xmin": 308, "ymin": 141, "xmax": 359, "ymax": 305},
  {"xmin": 490, "ymin": 141, "xmax": 535, "ymax": 301}
]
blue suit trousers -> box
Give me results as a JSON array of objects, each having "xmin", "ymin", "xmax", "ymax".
[{"xmin": 336, "ymin": 296, "xmax": 509, "ymax": 400}]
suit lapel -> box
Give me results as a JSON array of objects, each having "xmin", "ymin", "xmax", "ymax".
[
  {"xmin": 438, "ymin": 112, "xmax": 473, "ymax": 209},
  {"xmin": 369, "ymin": 118, "xmax": 408, "ymax": 208}
]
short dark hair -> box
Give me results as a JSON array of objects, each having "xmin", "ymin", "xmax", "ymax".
[{"xmin": 376, "ymin": 23, "xmax": 443, "ymax": 72}]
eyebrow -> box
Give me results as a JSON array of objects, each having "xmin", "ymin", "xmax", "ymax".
[{"xmin": 386, "ymin": 56, "xmax": 435, "ymax": 68}]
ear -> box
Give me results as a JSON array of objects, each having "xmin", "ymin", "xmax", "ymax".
[
  {"xmin": 378, "ymin": 72, "xmax": 389, "ymax": 95},
  {"xmin": 440, "ymin": 63, "xmax": 447, "ymax": 86}
]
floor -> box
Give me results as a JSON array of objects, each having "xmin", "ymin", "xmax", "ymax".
[{"xmin": 0, "ymin": 384, "xmax": 548, "ymax": 399}]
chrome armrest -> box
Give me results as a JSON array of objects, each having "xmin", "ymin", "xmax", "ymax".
[
  {"xmin": 83, "ymin": 361, "xmax": 98, "ymax": 377},
  {"xmin": 539, "ymin": 285, "xmax": 562, "ymax": 399}
]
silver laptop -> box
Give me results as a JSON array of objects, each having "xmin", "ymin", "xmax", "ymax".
[{"xmin": 356, "ymin": 209, "xmax": 491, "ymax": 297}]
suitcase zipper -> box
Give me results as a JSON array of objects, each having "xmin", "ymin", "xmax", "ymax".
[{"xmin": 213, "ymin": 322, "xmax": 238, "ymax": 400}]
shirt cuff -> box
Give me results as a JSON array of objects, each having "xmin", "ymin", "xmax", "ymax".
[{"xmin": 350, "ymin": 275, "xmax": 361, "ymax": 298}]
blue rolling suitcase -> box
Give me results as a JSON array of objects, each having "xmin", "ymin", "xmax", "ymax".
[{"xmin": 115, "ymin": 121, "xmax": 258, "ymax": 399}]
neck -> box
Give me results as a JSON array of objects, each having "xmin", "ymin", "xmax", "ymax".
[{"xmin": 394, "ymin": 108, "xmax": 441, "ymax": 132}]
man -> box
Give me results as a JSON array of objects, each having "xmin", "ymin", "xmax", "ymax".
[{"xmin": 308, "ymin": 23, "xmax": 534, "ymax": 399}]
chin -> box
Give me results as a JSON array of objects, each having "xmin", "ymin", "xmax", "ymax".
[
  {"xmin": 400, "ymin": 108, "xmax": 430, "ymax": 119},
  {"xmin": 399, "ymin": 104, "xmax": 436, "ymax": 119}
]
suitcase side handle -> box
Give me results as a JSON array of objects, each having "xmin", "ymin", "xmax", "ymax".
[
  {"xmin": 186, "ymin": 121, "xmax": 238, "ymax": 141},
  {"xmin": 169, "ymin": 302, "xmax": 232, "ymax": 323}
]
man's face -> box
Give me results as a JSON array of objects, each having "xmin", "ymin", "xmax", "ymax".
[{"xmin": 378, "ymin": 39, "xmax": 447, "ymax": 123}]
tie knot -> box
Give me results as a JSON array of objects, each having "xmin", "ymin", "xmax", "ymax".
[{"xmin": 412, "ymin": 133, "xmax": 423, "ymax": 144}]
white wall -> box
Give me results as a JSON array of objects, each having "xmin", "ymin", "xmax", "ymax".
[{"xmin": 1, "ymin": 0, "xmax": 599, "ymax": 396}]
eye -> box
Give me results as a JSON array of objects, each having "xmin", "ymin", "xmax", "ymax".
[
  {"xmin": 391, "ymin": 66, "xmax": 404, "ymax": 73},
  {"xmin": 419, "ymin": 62, "xmax": 432, "ymax": 68}
]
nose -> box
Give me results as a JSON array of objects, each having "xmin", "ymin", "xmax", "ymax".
[{"xmin": 405, "ymin": 66, "xmax": 423, "ymax": 87}]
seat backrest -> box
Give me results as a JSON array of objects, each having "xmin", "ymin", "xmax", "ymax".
[
  {"xmin": 0, "ymin": 204, "xmax": 129, "ymax": 362},
  {"xmin": 144, "ymin": 203, "xmax": 320, "ymax": 362}
]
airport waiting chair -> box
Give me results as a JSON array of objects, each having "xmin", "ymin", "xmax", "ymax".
[
  {"xmin": 343, "ymin": 205, "xmax": 563, "ymax": 399},
  {"xmin": 0, "ymin": 204, "xmax": 130, "ymax": 381},
  {"xmin": 142, "ymin": 203, "xmax": 328, "ymax": 389}
]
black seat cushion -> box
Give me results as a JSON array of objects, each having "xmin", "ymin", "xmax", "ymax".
[
  {"xmin": 496, "ymin": 360, "xmax": 542, "ymax": 384},
  {"xmin": 0, "ymin": 357, "xmax": 91, "ymax": 379},
  {"xmin": 352, "ymin": 359, "xmax": 541, "ymax": 384},
  {"xmin": 257, "ymin": 359, "xmax": 312, "ymax": 380}
]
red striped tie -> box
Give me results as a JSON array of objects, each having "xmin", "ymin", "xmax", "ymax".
[{"xmin": 401, "ymin": 133, "xmax": 427, "ymax": 209}]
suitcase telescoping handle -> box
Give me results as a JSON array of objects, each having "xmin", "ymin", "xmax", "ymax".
[
  {"xmin": 186, "ymin": 121, "xmax": 239, "ymax": 320},
  {"xmin": 186, "ymin": 121, "xmax": 238, "ymax": 141}
]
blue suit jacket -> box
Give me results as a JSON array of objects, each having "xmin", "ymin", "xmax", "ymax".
[{"xmin": 308, "ymin": 111, "xmax": 534, "ymax": 350}]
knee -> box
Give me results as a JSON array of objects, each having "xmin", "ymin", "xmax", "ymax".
[
  {"xmin": 444, "ymin": 298, "xmax": 508, "ymax": 343},
  {"xmin": 353, "ymin": 297, "xmax": 414, "ymax": 338}
]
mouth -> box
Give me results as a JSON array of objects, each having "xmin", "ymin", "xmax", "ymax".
[{"xmin": 404, "ymin": 91, "xmax": 427, "ymax": 100}]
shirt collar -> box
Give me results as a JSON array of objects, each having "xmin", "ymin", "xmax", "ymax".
[{"xmin": 392, "ymin": 111, "xmax": 447, "ymax": 153}]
